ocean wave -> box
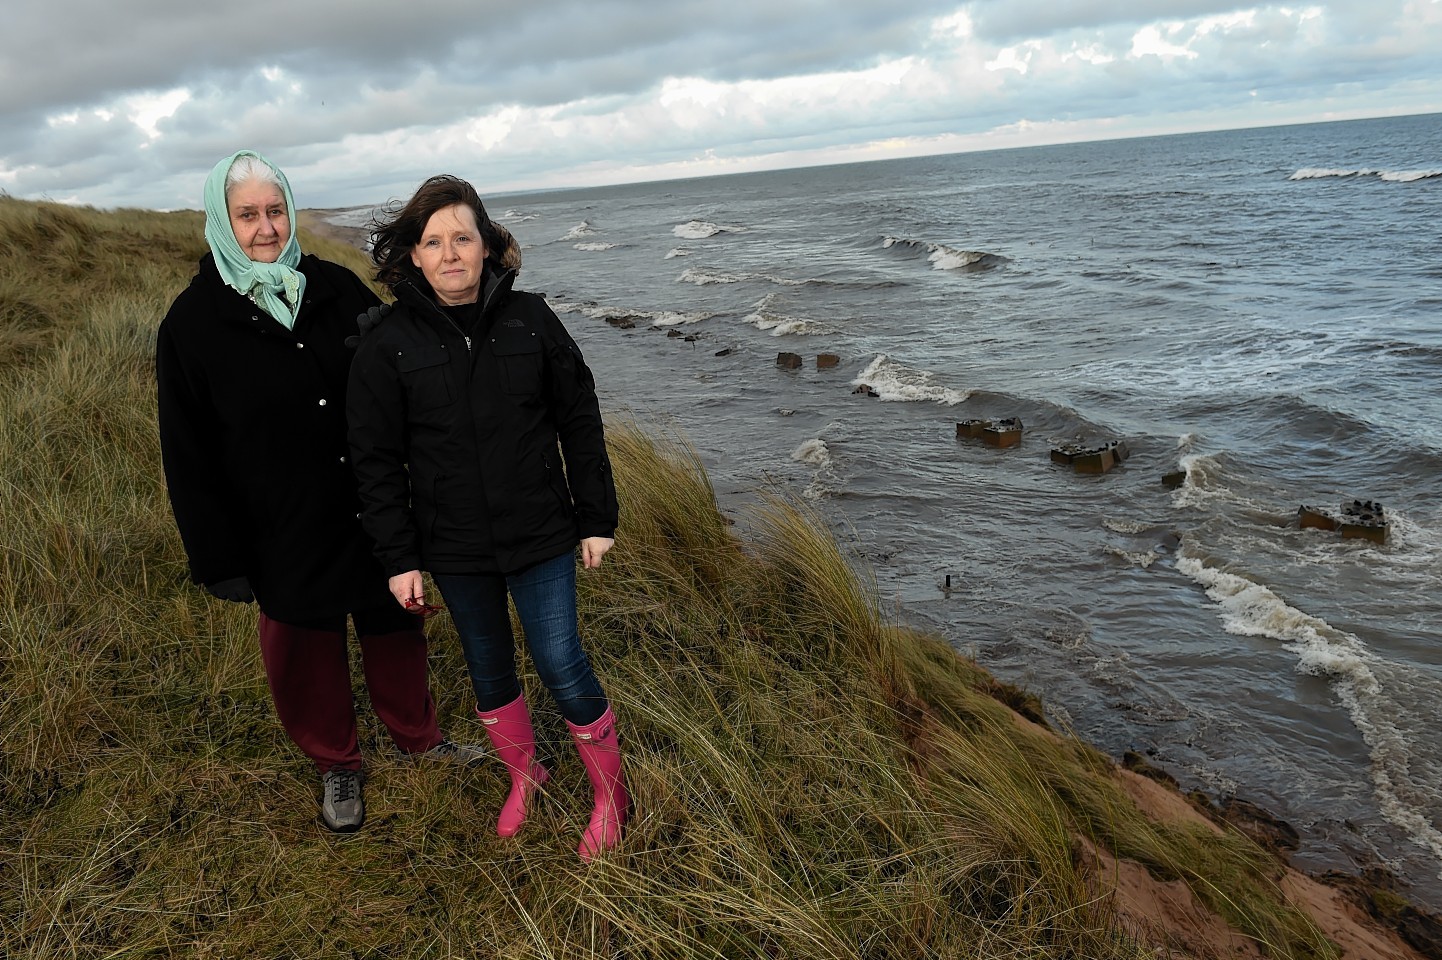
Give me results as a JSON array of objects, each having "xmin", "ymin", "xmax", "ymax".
[
  {"xmin": 574, "ymin": 242, "xmax": 617, "ymax": 251},
  {"xmin": 678, "ymin": 267, "xmax": 812, "ymax": 287},
  {"xmin": 745, "ymin": 299, "xmax": 829, "ymax": 336},
  {"xmin": 673, "ymin": 219, "xmax": 746, "ymax": 240},
  {"xmin": 550, "ymin": 299, "xmax": 712, "ymax": 327},
  {"xmin": 1105, "ymin": 546, "xmax": 1159, "ymax": 568},
  {"xmin": 1177, "ymin": 552, "xmax": 1442, "ymax": 867},
  {"xmin": 498, "ymin": 209, "xmax": 539, "ymax": 222},
  {"xmin": 1289, "ymin": 168, "xmax": 1442, "ymax": 183},
  {"xmin": 853, "ymin": 355, "xmax": 970, "ymax": 405},
  {"xmin": 881, "ymin": 235, "xmax": 1007, "ymax": 272},
  {"xmin": 560, "ymin": 220, "xmax": 595, "ymax": 241},
  {"xmin": 677, "ymin": 268, "xmax": 741, "ymax": 285},
  {"xmin": 320, "ymin": 206, "xmax": 378, "ymax": 229},
  {"xmin": 665, "ymin": 248, "xmax": 690, "ymax": 259},
  {"xmin": 792, "ymin": 438, "xmax": 832, "ymax": 468}
]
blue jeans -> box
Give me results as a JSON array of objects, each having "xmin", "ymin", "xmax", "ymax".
[{"xmin": 433, "ymin": 551, "xmax": 607, "ymax": 726}]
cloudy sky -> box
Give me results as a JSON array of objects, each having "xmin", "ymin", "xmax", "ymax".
[{"xmin": 3, "ymin": 0, "xmax": 1439, "ymax": 211}]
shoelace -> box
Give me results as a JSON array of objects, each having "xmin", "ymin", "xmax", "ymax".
[{"xmin": 328, "ymin": 771, "xmax": 358, "ymax": 802}]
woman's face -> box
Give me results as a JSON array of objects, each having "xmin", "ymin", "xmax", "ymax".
[
  {"xmin": 411, "ymin": 203, "xmax": 487, "ymax": 305},
  {"xmin": 228, "ymin": 179, "xmax": 290, "ymax": 263}
]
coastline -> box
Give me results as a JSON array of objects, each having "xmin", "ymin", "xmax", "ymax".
[{"xmin": 300, "ymin": 206, "xmax": 1441, "ymax": 960}]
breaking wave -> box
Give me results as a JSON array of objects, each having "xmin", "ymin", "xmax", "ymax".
[
  {"xmin": 881, "ymin": 235, "xmax": 1007, "ymax": 271},
  {"xmin": 550, "ymin": 298, "xmax": 712, "ymax": 327},
  {"xmin": 1289, "ymin": 168, "xmax": 1442, "ymax": 183},
  {"xmin": 561, "ymin": 220, "xmax": 596, "ymax": 241},
  {"xmin": 1177, "ymin": 552, "xmax": 1442, "ymax": 869},
  {"xmin": 744, "ymin": 295, "xmax": 829, "ymax": 336},
  {"xmin": 792, "ymin": 438, "xmax": 832, "ymax": 468},
  {"xmin": 498, "ymin": 209, "xmax": 539, "ymax": 222},
  {"xmin": 853, "ymin": 355, "xmax": 971, "ymax": 405},
  {"xmin": 574, "ymin": 241, "xmax": 617, "ymax": 251},
  {"xmin": 673, "ymin": 220, "xmax": 747, "ymax": 240}
]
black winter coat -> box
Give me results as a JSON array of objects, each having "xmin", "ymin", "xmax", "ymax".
[
  {"xmin": 347, "ymin": 262, "xmax": 618, "ymax": 577},
  {"xmin": 157, "ymin": 253, "xmax": 394, "ymax": 621}
]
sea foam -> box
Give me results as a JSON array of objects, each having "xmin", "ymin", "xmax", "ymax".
[
  {"xmin": 1177, "ymin": 553, "xmax": 1442, "ymax": 869},
  {"xmin": 550, "ymin": 299, "xmax": 711, "ymax": 327},
  {"xmin": 1289, "ymin": 168, "xmax": 1442, "ymax": 183},
  {"xmin": 673, "ymin": 220, "xmax": 746, "ymax": 239},
  {"xmin": 854, "ymin": 355, "xmax": 970, "ymax": 405},
  {"xmin": 561, "ymin": 220, "xmax": 595, "ymax": 240}
]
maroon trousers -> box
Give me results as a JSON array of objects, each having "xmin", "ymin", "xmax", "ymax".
[{"xmin": 258, "ymin": 609, "xmax": 441, "ymax": 772}]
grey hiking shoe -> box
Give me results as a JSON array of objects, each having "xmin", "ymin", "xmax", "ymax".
[
  {"xmin": 416, "ymin": 737, "xmax": 487, "ymax": 766},
  {"xmin": 321, "ymin": 768, "xmax": 365, "ymax": 832}
]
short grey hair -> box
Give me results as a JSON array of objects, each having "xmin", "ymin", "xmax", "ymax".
[{"xmin": 225, "ymin": 153, "xmax": 283, "ymax": 199}]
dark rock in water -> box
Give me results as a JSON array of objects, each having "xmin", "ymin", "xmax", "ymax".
[
  {"xmin": 776, "ymin": 352, "xmax": 802, "ymax": 369},
  {"xmin": 853, "ymin": 384, "xmax": 878, "ymax": 397},
  {"xmin": 1220, "ymin": 797, "xmax": 1301, "ymax": 853},
  {"xmin": 1123, "ymin": 750, "xmax": 1179, "ymax": 789},
  {"xmin": 1162, "ymin": 470, "xmax": 1187, "ymax": 489},
  {"xmin": 667, "ymin": 328, "xmax": 683, "ymax": 338},
  {"xmin": 816, "ymin": 353, "xmax": 840, "ymax": 369},
  {"xmin": 604, "ymin": 315, "xmax": 636, "ymax": 329},
  {"xmin": 715, "ymin": 347, "xmax": 733, "ymax": 357}
]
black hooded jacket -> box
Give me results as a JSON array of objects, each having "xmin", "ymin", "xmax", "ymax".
[
  {"xmin": 346, "ymin": 259, "xmax": 618, "ymax": 577},
  {"xmin": 156, "ymin": 253, "xmax": 392, "ymax": 621}
]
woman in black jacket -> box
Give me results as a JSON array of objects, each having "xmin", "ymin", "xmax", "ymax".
[
  {"xmin": 347, "ymin": 175, "xmax": 628, "ymax": 862},
  {"xmin": 157, "ymin": 151, "xmax": 480, "ymax": 834}
]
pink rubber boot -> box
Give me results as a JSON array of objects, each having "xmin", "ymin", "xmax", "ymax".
[
  {"xmin": 566, "ymin": 704, "xmax": 630, "ymax": 862},
  {"xmin": 476, "ymin": 694, "xmax": 550, "ymax": 837}
]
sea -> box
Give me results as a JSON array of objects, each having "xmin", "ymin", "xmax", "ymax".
[{"xmin": 326, "ymin": 112, "xmax": 1442, "ymax": 907}]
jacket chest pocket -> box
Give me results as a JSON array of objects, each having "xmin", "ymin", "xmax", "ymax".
[
  {"xmin": 489, "ymin": 334, "xmax": 543, "ymax": 396},
  {"xmin": 396, "ymin": 345, "xmax": 454, "ymax": 412}
]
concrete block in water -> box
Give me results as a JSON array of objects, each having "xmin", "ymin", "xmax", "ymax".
[
  {"xmin": 956, "ymin": 417, "xmax": 1023, "ymax": 447},
  {"xmin": 981, "ymin": 417, "xmax": 1024, "ymax": 448},
  {"xmin": 816, "ymin": 353, "xmax": 840, "ymax": 369},
  {"xmin": 776, "ymin": 352, "xmax": 803, "ymax": 369},
  {"xmin": 853, "ymin": 383, "xmax": 879, "ymax": 397},
  {"xmin": 1338, "ymin": 499, "xmax": 1387, "ymax": 544},
  {"xmin": 1162, "ymin": 470, "xmax": 1187, "ymax": 489},
  {"xmin": 1297, "ymin": 505, "xmax": 1339, "ymax": 531},
  {"xmin": 1051, "ymin": 440, "xmax": 1127, "ymax": 475}
]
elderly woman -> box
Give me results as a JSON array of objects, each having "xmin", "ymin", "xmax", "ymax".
[
  {"xmin": 347, "ymin": 174, "xmax": 629, "ymax": 861},
  {"xmin": 157, "ymin": 150, "xmax": 480, "ymax": 834}
]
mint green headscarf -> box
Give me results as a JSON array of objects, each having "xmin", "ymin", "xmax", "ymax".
[{"xmin": 202, "ymin": 150, "xmax": 307, "ymax": 330}]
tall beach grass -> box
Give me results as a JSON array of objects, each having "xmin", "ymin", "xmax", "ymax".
[{"xmin": 0, "ymin": 196, "xmax": 1341, "ymax": 958}]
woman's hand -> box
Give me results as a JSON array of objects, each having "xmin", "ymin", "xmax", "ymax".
[
  {"xmin": 580, "ymin": 537, "xmax": 614, "ymax": 569},
  {"xmin": 389, "ymin": 570, "xmax": 425, "ymax": 608}
]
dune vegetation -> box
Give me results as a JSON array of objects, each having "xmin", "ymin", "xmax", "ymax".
[{"xmin": 0, "ymin": 195, "xmax": 1354, "ymax": 958}]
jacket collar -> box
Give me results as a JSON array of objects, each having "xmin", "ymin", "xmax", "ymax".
[{"xmin": 391, "ymin": 259, "xmax": 517, "ymax": 328}]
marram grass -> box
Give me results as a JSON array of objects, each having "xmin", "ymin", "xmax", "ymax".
[{"xmin": 0, "ymin": 196, "xmax": 1338, "ymax": 958}]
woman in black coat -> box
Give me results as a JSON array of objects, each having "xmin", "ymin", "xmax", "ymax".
[
  {"xmin": 156, "ymin": 150, "xmax": 480, "ymax": 834},
  {"xmin": 347, "ymin": 175, "xmax": 629, "ymax": 861}
]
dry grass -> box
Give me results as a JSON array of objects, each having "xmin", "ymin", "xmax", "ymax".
[{"xmin": 0, "ymin": 196, "xmax": 1339, "ymax": 958}]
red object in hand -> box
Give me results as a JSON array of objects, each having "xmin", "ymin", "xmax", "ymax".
[{"xmin": 403, "ymin": 598, "xmax": 445, "ymax": 619}]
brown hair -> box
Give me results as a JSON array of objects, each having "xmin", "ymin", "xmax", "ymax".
[{"xmin": 369, "ymin": 174, "xmax": 511, "ymax": 293}]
